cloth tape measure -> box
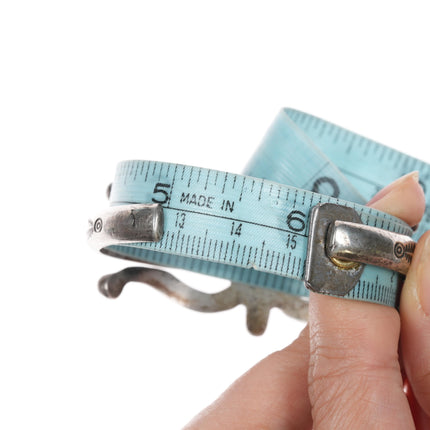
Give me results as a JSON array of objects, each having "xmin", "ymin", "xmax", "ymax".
[{"xmin": 88, "ymin": 108, "xmax": 430, "ymax": 328}]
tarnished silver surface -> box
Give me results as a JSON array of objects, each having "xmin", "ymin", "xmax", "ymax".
[
  {"xmin": 305, "ymin": 203, "xmax": 416, "ymax": 296},
  {"xmin": 327, "ymin": 220, "xmax": 416, "ymax": 275},
  {"xmin": 88, "ymin": 198, "xmax": 308, "ymax": 333},
  {"xmin": 87, "ymin": 204, "xmax": 164, "ymax": 251},
  {"xmin": 305, "ymin": 203, "xmax": 365, "ymax": 296},
  {"xmin": 98, "ymin": 266, "xmax": 308, "ymax": 335},
  {"xmin": 90, "ymin": 201, "xmax": 416, "ymax": 332}
]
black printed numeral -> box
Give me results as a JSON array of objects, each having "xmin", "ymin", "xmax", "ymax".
[
  {"xmin": 312, "ymin": 176, "xmax": 340, "ymax": 198},
  {"xmin": 286, "ymin": 234, "xmax": 297, "ymax": 249},
  {"xmin": 152, "ymin": 183, "xmax": 171, "ymax": 204},
  {"xmin": 286, "ymin": 210, "xmax": 306, "ymax": 233},
  {"xmin": 231, "ymin": 222, "xmax": 242, "ymax": 236},
  {"xmin": 175, "ymin": 212, "xmax": 186, "ymax": 229}
]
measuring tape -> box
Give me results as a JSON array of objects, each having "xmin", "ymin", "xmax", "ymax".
[{"xmin": 89, "ymin": 108, "xmax": 430, "ymax": 311}]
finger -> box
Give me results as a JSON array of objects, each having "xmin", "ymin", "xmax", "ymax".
[
  {"xmin": 404, "ymin": 376, "xmax": 430, "ymax": 429},
  {"xmin": 368, "ymin": 171, "xmax": 424, "ymax": 227},
  {"xmin": 184, "ymin": 326, "xmax": 312, "ymax": 430},
  {"xmin": 400, "ymin": 230, "xmax": 430, "ymax": 419},
  {"xmin": 308, "ymin": 171, "xmax": 424, "ymax": 430}
]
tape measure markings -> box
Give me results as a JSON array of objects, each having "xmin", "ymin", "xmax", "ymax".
[
  {"xmin": 97, "ymin": 109, "xmax": 430, "ymax": 308},
  {"xmin": 109, "ymin": 160, "xmax": 411, "ymax": 293}
]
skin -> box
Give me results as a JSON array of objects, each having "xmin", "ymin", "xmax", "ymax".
[{"xmin": 184, "ymin": 171, "xmax": 430, "ymax": 429}]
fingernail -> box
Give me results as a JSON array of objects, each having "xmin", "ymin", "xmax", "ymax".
[
  {"xmin": 367, "ymin": 171, "xmax": 419, "ymax": 206},
  {"xmin": 418, "ymin": 234, "xmax": 430, "ymax": 316}
]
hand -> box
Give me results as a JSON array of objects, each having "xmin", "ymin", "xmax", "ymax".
[{"xmin": 184, "ymin": 171, "xmax": 429, "ymax": 429}]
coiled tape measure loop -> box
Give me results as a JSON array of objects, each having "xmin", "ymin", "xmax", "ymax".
[{"xmin": 88, "ymin": 108, "xmax": 430, "ymax": 334}]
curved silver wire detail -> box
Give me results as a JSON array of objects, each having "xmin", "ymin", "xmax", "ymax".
[{"xmin": 98, "ymin": 267, "xmax": 308, "ymax": 335}]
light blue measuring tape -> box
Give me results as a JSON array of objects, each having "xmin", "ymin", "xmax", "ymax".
[{"xmin": 88, "ymin": 108, "xmax": 430, "ymax": 325}]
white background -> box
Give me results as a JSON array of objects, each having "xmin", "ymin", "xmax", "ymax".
[{"xmin": 1, "ymin": 1, "xmax": 430, "ymax": 428}]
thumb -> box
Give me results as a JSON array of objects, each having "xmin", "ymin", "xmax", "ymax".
[{"xmin": 308, "ymin": 172, "xmax": 425, "ymax": 429}]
